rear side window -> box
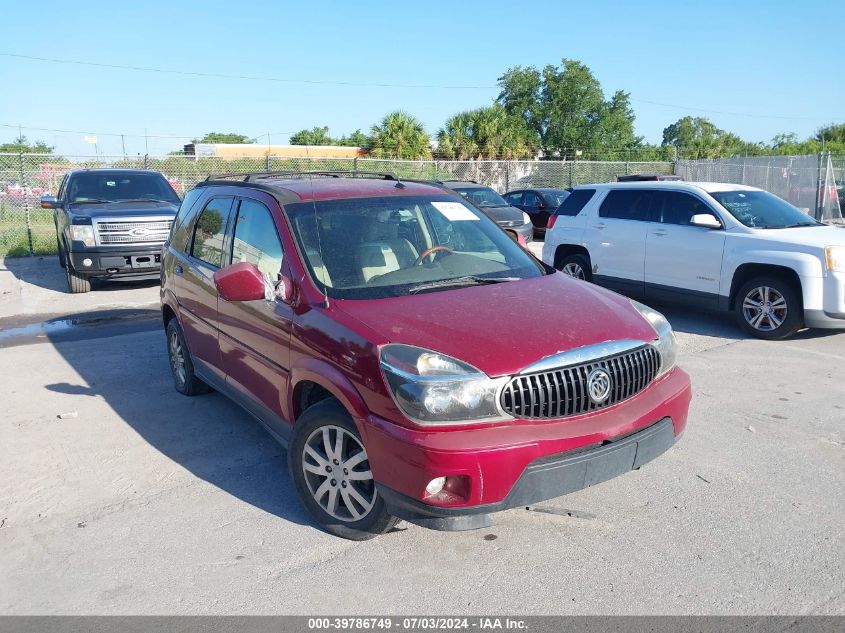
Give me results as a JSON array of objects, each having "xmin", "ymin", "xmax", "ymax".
[
  {"xmin": 554, "ymin": 188, "xmax": 595, "ymax": 217},
  {"xmin": 504, "ymin": 191, "xmax": 522, "ymax": 205},
  {"xmin": 599, "ymin": 190, "xmax": 653, "ymax": 221},
  {"xmin": 191, "ymin": 197, "xmax": 233, "ymax": 267}
]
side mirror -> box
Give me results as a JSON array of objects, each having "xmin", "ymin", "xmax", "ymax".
[
  {"xmin": 40, "ymin": 195, "xmax": 60, "ymax": 209},
  {"xmin": 214, "ymin": 262, "xmax": 269, "ymax": 302},
  {"xmin": 690, "ymin": 213, "xmax": 722, "ymax": 229}
]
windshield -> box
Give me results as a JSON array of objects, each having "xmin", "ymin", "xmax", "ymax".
[
  {"xmin": 286, "ymin": 195, "xmax": 544, "ymax": 299},
  {"xmin": 710, "ymin": 190, "xmax": 819, "ymax": 229},
  {"xmin": 452, "ymin": 186, "xmax": 509, "ymax": 208},
  {"xmin": 67, "ymin": 173, "xmax": 181, "ymax": 204},
  {"xmin": 540, "ymin": 190, "xmax": 570, "ymax": 208}
]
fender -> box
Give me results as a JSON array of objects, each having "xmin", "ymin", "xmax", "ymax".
[
  {"xmin": 288, "ymin": 357, "xmax": 371, "ymax": 435},
  {"xmin": 721, "ymin": 249, "xmax": 825, "ymax": 311}
]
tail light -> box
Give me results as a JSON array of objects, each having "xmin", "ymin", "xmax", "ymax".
[{"xmin": 547, "ymin": 215, "xmax": 557, "ymax": 229}]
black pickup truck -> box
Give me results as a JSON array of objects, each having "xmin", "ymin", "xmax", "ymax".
[{"xmin": 41, "ymin": 169, "xmax": 181, "ymax": 293}]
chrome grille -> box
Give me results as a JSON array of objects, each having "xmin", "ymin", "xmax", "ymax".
[
  {"xmin": 500, "ymin": 346, "xmax": 660, "ymax": 419},
  {"xmin": 95, "ymin": 219, "xmax": 173, "ymax": 245}
]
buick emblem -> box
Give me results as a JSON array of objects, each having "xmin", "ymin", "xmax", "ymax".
[
  {"xmin": 130, "ymin": 227, "xmax": 150, "ymax": 237},
  {"xmin": 587, "ymin": 367, "xmax": 612, "ymax": 404}
]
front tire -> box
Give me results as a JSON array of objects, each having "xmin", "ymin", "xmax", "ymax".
[
  {"xmin": 166, "ymin": 319, "xmax": 211, "ymax": 395},
  {"xmin": 735, "ymin": 276, "xmax": 802, "ymax": 340},
  {"xmin": 289, "ymin": 399, "xmax": 398, "ymax": 540},
  {"xmin": 64, "ymin": 247, "xmax": 91, "ymax": 294},
  {"xmin": 558, "ymin": 253, "xmax": 592, "ymax": 282}
]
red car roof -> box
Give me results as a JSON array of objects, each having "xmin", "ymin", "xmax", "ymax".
[{"xmin": 263, "ymin": 177, "xmax": 446, "ymax": 202}]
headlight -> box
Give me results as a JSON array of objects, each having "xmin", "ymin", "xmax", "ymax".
[
  {"xmin": 522, "ymin": 212, "xmax": 531, "ymax": 225},
  {"xmin": 69, "ymin": 225, "xmax": 95, "ymax": 247},
  {"xmin": 379, "ymin": 344, "xmax": 510, "ymax": 425},
  {"xmin": 824, "ymin": 246, "xmax": 845, "ymax": 272},
  {"xmin": 630, "ymin": 300, "xmax": 677, "ymax": 377}
]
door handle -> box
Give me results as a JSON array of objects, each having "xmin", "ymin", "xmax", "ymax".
[
  {"xmin": 652, "ymin": 231, "xmax": 667, "ymax": 237},
  {"xmin": 174, "ymin": 263, "xmax": 184, "ymax": 275},
  {"xmin": 593, "ymin": 223, "xmax": 606, "ymax": 230}
]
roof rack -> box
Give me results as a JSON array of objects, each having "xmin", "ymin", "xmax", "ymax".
[
  {"xmin": 204, "ymin": 170, "xmax": 399, "ymax": 183},
  {"xmin": 435, "ymin": 179, "xmax": 479, "ymax": 185}
]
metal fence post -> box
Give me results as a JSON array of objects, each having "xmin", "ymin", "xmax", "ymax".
[
  {"xmin": 568, "ymin": 161, "xmax": 574, "ymax": 188},
  {"xmin": 144, "ymin": 154, "xmax": 149, "ymax": 169},
  {"xmin": 353, "ymin": 157, "xmax": 358, "ymax": 176},
  {"xmin": 505, "ymin": 161, "xmax": 510, "ymax": 192},
  {"xmin": 19, "ymin": 150, "xmax": 33, "ymax": 256}
]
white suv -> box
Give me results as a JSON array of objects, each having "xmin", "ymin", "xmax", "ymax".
[{"xmin": 542, "ymin": 181, "xmax": 845, "ymax": 339}]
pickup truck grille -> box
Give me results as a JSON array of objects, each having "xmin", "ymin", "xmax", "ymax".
[
  {"xmin": 95, "ymin": 219, "xmax": 173, "ymax": 245},
  {"xmin": 500, "ymin": 345, "xmax": 660, "ymax": 420}
]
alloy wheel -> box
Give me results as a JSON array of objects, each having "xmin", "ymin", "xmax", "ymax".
[
  {"xmin": 168, "ymin": 330, "xmax": 187, "ymax": 387},
  {"xmin": 742, "ymin": 285, "xmax": 787, "ymax": 332},
  {"xmin": 302, "ymin": 425, "xmax": 375, "ymax": 522},
  {"xmin": 562, "ymin": 262, "xmax": 586, "ymax": 279}
]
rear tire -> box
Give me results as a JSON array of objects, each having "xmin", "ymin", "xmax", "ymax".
[
  {"xmin": 735, "ymin": 276, "xmax": 802, "ymax": 340},
  {"xmin": 289, "ymin": 399, "xmax": 398, "ymax": 540},
  {"xmin": 558, "ymin": 253, "xmax": 592, "ymax": 282},
  {"xmin": 166, "ymin": 319, "xmax": 211, "ymax": 395},
  {"xmin": 64, "ymin": 248, "xmax": 91, "ymax": 294}
]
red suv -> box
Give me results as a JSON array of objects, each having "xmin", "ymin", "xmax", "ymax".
[{"xmin": 160, "ymin": 172, "xmax": 692, "ymax": 540}]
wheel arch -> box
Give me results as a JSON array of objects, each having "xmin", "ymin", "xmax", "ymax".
[
  {"xmin": 552, "ymin": 244, "xmax": 591, "ymax": 270},
  {"xmin": 288, "ymin": 359, "xmax": 370, "ymax": 434},
  {"xmin": 729, "ymin": 263, "xmax": 803, "ymax": 311}
]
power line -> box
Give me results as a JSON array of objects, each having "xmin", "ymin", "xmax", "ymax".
[
  {"xmin": 2, "ymin": 51, "xmax": 827, "ymax": 121},
  {"xmin": 0, "ymin": 52, "xmax": 495, "ymax": 90}
]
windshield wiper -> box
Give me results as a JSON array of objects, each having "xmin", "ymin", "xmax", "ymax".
[
  {"xmin": 115, "ymin": 198, "xmax": 175, "ymax": 204},
  {"xmin": 769, "ymin": 223, "xmax": 821, "ymax": 229},
  {"xmin": 70, "ymin": 199, "xmax": 112, "ymax": 204},
  {"xmin": 408, "ymin": 276, "xmax": 519, "ymax": 294}
]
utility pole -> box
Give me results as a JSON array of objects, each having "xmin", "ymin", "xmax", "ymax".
[{"xmin": 121, "ymin": 134, "xmax": 126, "ymax": 158}]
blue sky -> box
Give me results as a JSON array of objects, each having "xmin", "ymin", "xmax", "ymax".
[{"xmin": 1, "ymin": 0, "xmax": 842, "ymax": 156}]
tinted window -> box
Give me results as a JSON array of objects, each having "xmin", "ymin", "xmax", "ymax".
[
  {"xmin": 554, "ymin": 188, "xmax": 595, "ymax": 217},
  {"xmin": 599, "ymin": 190, "xmax": 653, "ymax": 221},
  {"xmin": 191, "ymin": 197, "xmax": 232, "ymax": 267},
  {"xmin": 504, "ymin": 192, "xmax": 523, "ymax": 205},
  {"xmin": 452, "ymin": 186, "xmax": 509, "ymax": 208},
  {"xmin": 522, "ymin": 192, "xmax": 539, "ymax": 207},
  {"xmin": 540, "ymin": 190, "xmax": 570, "ymax": 207},
  {"xmin": 652, "ymin": 191, "xmax": 712, "ymax": 225},
  {"xmin": 66, "ymin": 172, "xmax": 180, "ymax": 204},
  {"xmin": 231, "ymin": 199, "xmax": 284, "ymax": 278},
  {"xmin": 169, "ymin": 188, "xmax": 205, "ymax": 252}
]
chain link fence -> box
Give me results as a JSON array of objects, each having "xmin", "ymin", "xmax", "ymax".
[
  {"xmin": 676, "ymin": 154, "xmax": 843, "ymax": 223},
  {"xmin": 2, "ymin": 152, "xmax": 840, "ymax": 257},
  {"xmin": 0, "ymin": 153, "xmax": 676, "ymax": 256}
]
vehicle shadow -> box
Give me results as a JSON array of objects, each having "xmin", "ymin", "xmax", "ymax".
[
  {"xmin": 40, "ymin": 311, "xmax": 312, "ymax": 529},
  {"xmin": 2, "ymin": 255, "xmax": 160, "ymax": 293},
  {"xmin": 641, "ymin": 298, "xmax": 834, "ymax": 342}
]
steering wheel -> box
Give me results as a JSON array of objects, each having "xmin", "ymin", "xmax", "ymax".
[{"xmin": 414, "ymin": 245, "xmax": 453, "ymax": 266}]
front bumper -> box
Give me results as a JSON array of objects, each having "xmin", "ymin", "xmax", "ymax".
[
  {"xmin": 362, "ymin": 366, "xmax": 691, "ymax": 530},
  {"xmin": 68, "ymin": 247, "xmax": 163, "ymax": 277},
  {"xmin": 379, "ymin": 417, "xmax": 678, "ymax": 530}
]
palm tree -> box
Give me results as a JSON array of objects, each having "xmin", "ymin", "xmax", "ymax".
[
  {"xmin": 369, "ymin": 112, "xmax": 432, "ymax": 159},
  {"xmin": 437, "ymin": 105, "xmax": 536, "ymax": 160}
]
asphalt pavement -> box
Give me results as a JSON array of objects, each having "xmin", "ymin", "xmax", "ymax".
[{"xmin": 0, "ymin": 252, "xmax": 843, "ymax": 614}]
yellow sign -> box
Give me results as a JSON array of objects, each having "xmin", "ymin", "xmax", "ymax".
[{"xmin": 84, "ymin": 135, "xmax": 97, "ymax": 144}]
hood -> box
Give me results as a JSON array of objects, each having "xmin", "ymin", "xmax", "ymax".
[
  {"xmin": 67, "ymin": 200, "xmax": 179, "ymax": 218},
  {"xmin": 479, "ymin": 204, "xmax": 525, "ymax": 225},
  {"xmin": 744, "ymin": 225, "xmax": 845, "ymax": 249},
  {"xmin": 334, "ymin": 273, "xmax": 658, "ymax": 377}
]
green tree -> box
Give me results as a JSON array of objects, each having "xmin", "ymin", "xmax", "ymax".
[
  {"xmin": 289, "ymin": 127, "xmax": 334, "ymax": 145},
  {"xmin": 437, "ymin": 104, "xmax": 535, "ymax": 159},
  {"xmin": 369, "ymin": 112, "xmax": 431, "ymax": 159},
  {"xmin": 191, "ymin": 132, "xmax": 254, "ymax": 144},
  {"xmin": 338, "ymin": 129, "xmax": 370, "ymax": 147},
  {"xmin": 497, "ymin": 59, "xmax": 640, "ymax": 159},
  {"xmin": 661, "ymin": 116, "xmax": 745, "ymax": 159},
  {"xmin": 0, "ymin": 135, "xmax": 55, "ymax": 153}
]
